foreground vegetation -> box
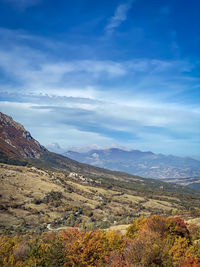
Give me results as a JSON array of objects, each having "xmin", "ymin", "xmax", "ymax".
[{"xmin": 1, "ymin": 215, "xmax": 200, "ymax": 266}]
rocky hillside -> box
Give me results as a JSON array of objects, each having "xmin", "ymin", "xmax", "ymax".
[{"xmin": 0, "ymin": 112, "xmax": 46, "ymax": 160}]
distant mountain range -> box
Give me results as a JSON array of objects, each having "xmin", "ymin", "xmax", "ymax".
[
  {"xmin": 64, "ymin": 148, "xmax": 200, "ymax": 179},
  {"xmin": 1, "ymin": 111, "xmax": 200, "ymax": 190},
  {"xmin": 160, "ymin": 176, "xmax": 200, "ymax": 191}
]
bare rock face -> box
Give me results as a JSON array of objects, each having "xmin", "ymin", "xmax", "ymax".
[{"xmin": 0, "ymin": 112, "xmax": 46, "ymax": 159}]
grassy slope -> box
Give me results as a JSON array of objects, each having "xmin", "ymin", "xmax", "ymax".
[{"xmin": 1, "ymin": 163, "xmax": 200, "ymax": 234}]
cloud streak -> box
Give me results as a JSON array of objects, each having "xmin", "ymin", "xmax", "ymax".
[
  {"xmin": 0, "ymin": 28, "xmax": 199, "ymax": 156},
  {"xmin": 1, "ymin": 94, "xmax": 199, "ymax": 157},
  {"xmin": 0, "ymin": 34, "xmax": 194, "ymax": 99},
  {"xmin": 105, "ymin": 1, "xmax": 133, "ymax": 34}
]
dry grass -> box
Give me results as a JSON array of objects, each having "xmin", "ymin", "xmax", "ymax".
[
  {"xmin": 0, "ymin": 163, "xmax": 187, "ymax": 233},
  {"xmin": 108, "ymin": 224, "xmax": 131, "ymax": 234},
  {"xmin": 143, "ymin": 199, "xmax": 174, "ymax": 211},
  {"xmin": 186, "ymin": 217, "xmax": 200, "ymax": 226}
]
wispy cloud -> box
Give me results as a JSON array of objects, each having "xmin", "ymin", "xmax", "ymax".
[
  {"xmin": 0, "ymin": 28, "xmax": 194, "ymax": 97},
  {"xmin": 0, "ymin": 28, "xmax": 199, "ymax": 156},
  {"xmin": 1, "ymin": 92, "xmax": 199, "ymax": 156},
  {"xmin": 105, "ymin": 1, "xmax": 133, "ymax": 34}
]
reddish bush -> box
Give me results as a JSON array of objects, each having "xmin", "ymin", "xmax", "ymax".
[{"xmin": 180, "ymin": 257, "xmax": 200, "ymax": 267}]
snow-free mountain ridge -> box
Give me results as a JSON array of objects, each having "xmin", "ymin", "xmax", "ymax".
[{"xmin": 64, "ymin": 148, "xmax": 200, "ymax": 179}]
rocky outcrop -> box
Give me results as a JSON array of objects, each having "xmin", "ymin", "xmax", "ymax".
[{"xmin": 0, "ymin": 112, "xmax": 46, "ymax": 159}]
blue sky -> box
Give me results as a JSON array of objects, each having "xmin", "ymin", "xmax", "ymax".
[{"xmin": 0, "ymin": 0, "xmax": 199, "ymax": 157}]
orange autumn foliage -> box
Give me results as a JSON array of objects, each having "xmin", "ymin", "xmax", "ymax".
[
  {"xmin": 180, "ymin": 257, "xmax": 200, "ymax": 267},
  {"xmin": 61, "ymin": 227, "xmax": 126, "ymax": 266},
  {"xmin": 0, "ymin": 215, "xmax": 199, "ymax": 266}
]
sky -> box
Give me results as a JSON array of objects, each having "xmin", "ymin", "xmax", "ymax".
[{"xmin": 0, "ymin": 0, "xmax": 199, "ymax": 157}]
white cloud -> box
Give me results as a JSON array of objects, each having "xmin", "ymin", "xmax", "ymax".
[
  {"xmin": 0, "ymin": 44, "xmax": 193, "ymax": 99},
  {"xmin": 40, "ymin": 60, "xmax": 126, "ymax": 79},
  {"xmin": 0, "ymin": 101, "xmax": 113, "ymax": 147},
  {"xmin": 0, "ymin": 28, "xmax": 199, "ymax": 156},
  {"xmin": 105, "ymin": 1, "xmax": 133, "ymax": 34},
  {"xmin": 1, "ymin": 95, "xmax": 199, "ymax": 156},
  {"xmin": 0, "ymin": 32, "xmax": 127, "ymax": 97},
  {"xmin": 0, "ymin": 28, "xmax": 195, "ymax": 99}
]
